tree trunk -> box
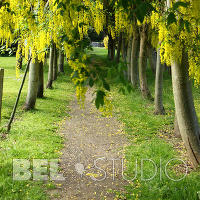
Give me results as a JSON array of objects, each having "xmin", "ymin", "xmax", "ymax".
[
  {"xmin": 116, "ymin": 33, "xmax": 122, "ymax": 63},
  {"xmin": 46, "ymin": 43, "xmax": 54, "ymax": 89},
  {"xmin": 130, "ymin": 25, "xmax": 139, "ymax": 88},
  {"xmin": 58, "ymin": 49, "xmax": 64, "ymax": 73},
  {"xmin": 127, "ymin": 37, "xmax": 132, "ymax": 82},
  {"xmin": 108, "ymin": 34, "xmax": 115, "ymax": 60},
  {"xmin": 53, "ymin": 44, "xmax": 58, "ymax": 81},
  {"xmin": 147, "ymin": 44, "xmax": 156, "ymax": 74},
  {"xmin": 122, "ymin": 34, "xmax": 127, "ymax": 62},
  {"xmin": 139, "ymin": 23, "xmax": 153, "ymax": 100},
  {"xmin": 154, "ymin": 48, "xmax": 165, "ymax": 115},
  {"xmin": 174, "ymin": 114, "xmax": 181, "ymax": 138},
  {"xmin": 171, "ymin": 49, "xmax": 200, "ymax": 168},
  {"xmin": 24, "ymin": 58, "xmax": 39, "ymax": 110},
  {"xmin": 37, "ymin": 62, "xmax": 44, "ymax": 98},
  {"xmin": 122, "ymin": 35, "xmax": 128, "ymax": 79}
]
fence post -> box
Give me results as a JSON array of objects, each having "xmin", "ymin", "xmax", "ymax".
[{"xmin": 0, "ymin": 69, "xmax": 4, "ymax": 122}]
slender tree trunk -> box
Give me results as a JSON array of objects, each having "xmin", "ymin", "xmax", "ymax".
[
  {"xmin": 122, "ymin": 35, "xmax": 128, "ymax": 79},
  {"xmin": 127, "ymin": 37, "xmax": 132, "ymax": 81},
  {"xmin": 131, "ymin": 25, "xmax": 139, "ymax": 88},
  {"xmin": 58, "ymin": 49, "xmax": 64, "ymax": 73},
  {"xmin": 139, "ymin": 23, "xmax": 153, "ymax": 100},
  {"xmin": 53, "ymin": 44, "xmax": 58, "ymax": 81},
  {"xmin": 24, "ymin": 58, "xmax": 39, "ymax": 110},
  {"xmin": 122, "ymin": 34, "xmax": 127, "ymax": 62},
  {"xmin": 147, "ymin": 44, "xmax": 156, "ymax": 74},
  {"xmin": 154, "ymin": 48, "xmax": 165, "ymax": 114},
  {"xmin": 46, "ymin": 43, "xmax": 54, "ymax": 89},
  {"xmin": 171, "ymin": 50, "xmax": 200, "ymax": 168},
  {"xmin": 108, "ymin": 34, "xmax": 115, "ymax": 60},
  {"xmin": 37, "ymin": 62, "xmax": 44, "ymax": 98},
  {"xmin": 116, "ymin": 33, "xmax": 122, "ymax": 63}
]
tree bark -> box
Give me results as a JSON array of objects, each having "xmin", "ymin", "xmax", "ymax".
[
  {"xmin": 127, "ymin": 37, "xmax": 132, "ymax": 82},
  {"xmin": 122, "ymin": 34, "xmax": 127, "ymax": 62},
  {"xmin": 171, "ymin": 50, "xmax": 200, "ymax": 168},
  {"xmin": 139, "ymin": 23, "xmax": 153, "ymax": 100},
  {"xmin": 174, "ymin": 114, "xmax": 181, "ymax": 138},
  {"xmin": 58, "ymin": 49, "xmax": 64, "ymax": 73},
  {"xmin": 130, "ymin": 25, "xmax": 139, "ymax": 88},
  {"xmin": 154, "ymin": 48, "xmax": 165, "ymax": 115},
  {"xmin": 37, "ymin": 62, "xmax": 44, "ymax": 98},
  {"xmin": 108, "ymin": 34, "xmax": 115, "ymax": 60},
  {"xmin": 24, "ymin": 58, "xmax": 39, "ymax": 110},
  {"xmin": 116, "ymin": 33, "xmax": 122, "ymax": 63},
  {"xmin": 53, "ymin": 44, "xmax": 58, "ymax": 81},
  {"xmin": 147, "ymin": 44, "xmax": 156, "ymax": 75},
  {"xmin": 46, "ymin": 43, "xmax": 54, "ymax": 89}
]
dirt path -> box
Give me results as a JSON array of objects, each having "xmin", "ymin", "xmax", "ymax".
[{"xmin": 49, "ymin": 89, "xmax": 129, "ymax": 200}]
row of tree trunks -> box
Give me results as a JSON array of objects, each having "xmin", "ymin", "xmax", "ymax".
[
  {"xmin": 123, "ymin": 23, "xmax": 154, "ymax": 100},
  {"xmin": 24, "ymin": 42, "xmax": 65, "ymax": 110}
]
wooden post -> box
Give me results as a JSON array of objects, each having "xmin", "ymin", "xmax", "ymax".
[{"xmin": 0, "ymin": 69, "xmax": 4, "ymax": 122}]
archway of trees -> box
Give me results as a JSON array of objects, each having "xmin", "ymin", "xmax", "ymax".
[{"xmin": 0, "ymin": 0, "xmax": 200, "ymax": 170}]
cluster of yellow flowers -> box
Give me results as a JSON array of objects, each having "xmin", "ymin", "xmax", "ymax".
[
  {"xmin": 69, "ymin": 56, "xmax": 89, "ymax": 106},
  {"xmin": 115, "ymin": 7, "xmax": 129, "ymax": 36},
  {"xmin": 103, "ymin": 36, "xmax": 109, "ymax": 49},
  {"xmin": 2, "ymin": 0, "xmax": 199, "ymax": 107},
  {"xmin": 150, "ymin": 0, "xmax": 200, "ymax": 86}
]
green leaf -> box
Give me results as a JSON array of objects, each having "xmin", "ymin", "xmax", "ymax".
[
  {"xmin": 103, "ymin": 79, "xmax": 110, "ymax": 91},
  {"xmin": 79, "ymin": 22, "xmax": 87, "ymax": 28},
  {"xmin": 95, "ymin": 90, "xmax": 106, "ymax": 109},
  {"xmin": 173, "ymin": 2, "xmax": 189, "ymax": 10},
  {"xmin": 167, "ymin": 12, "xmax": 177, "ymax": 26},
  {"xmin": 184, "ymin": 20, "xmax": 191, "ymax": 33},
  {"xmin": 89, "ymin": 78, "xmax": 94, "ymax": 87}
]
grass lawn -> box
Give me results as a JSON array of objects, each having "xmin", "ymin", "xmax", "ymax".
[
  {"xmin": 90, "ymin": 47, "xmax": 200, "ymax": 200},
  {"xmin": 0, "ymin": 57, "xmax": 74, "ymax": 199}
]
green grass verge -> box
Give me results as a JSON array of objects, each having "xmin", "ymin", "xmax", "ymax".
[
  {"xmin": 0, "ymin": 57, "xmax": 74, "ymax": 199},
  {"xmin": 90, "ymin": 47, "xmax": 200, "ymax": 200}
]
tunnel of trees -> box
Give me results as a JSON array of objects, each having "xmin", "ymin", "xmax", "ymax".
[{"xmin": 0, "ymin": 0, "xmax": 200, "ymax": 178}]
